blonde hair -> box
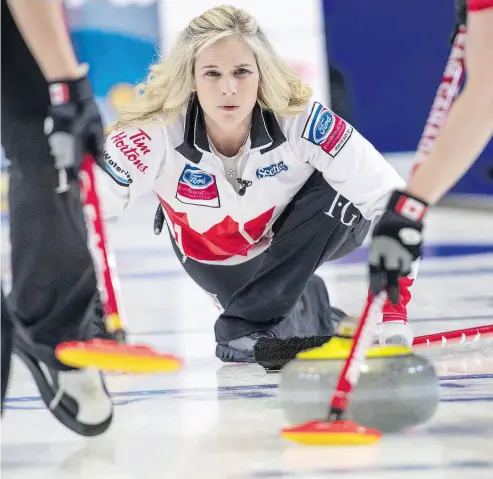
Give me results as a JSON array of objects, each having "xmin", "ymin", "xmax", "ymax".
[{"xmin": 112, "ymin": 5, "xmax": 312, "ymax": 131}]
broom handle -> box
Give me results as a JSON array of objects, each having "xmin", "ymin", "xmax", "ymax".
[
  {"xmin": 413, "ymin": 25, "xmax": 466, "ymax": 173},
  {"xmin": 328, "ymin": 293, "xmax": 386, "ymax": 418},
  {"xmin": 80, "ymin": 154, "xmax": 126, "ymax": 342}
]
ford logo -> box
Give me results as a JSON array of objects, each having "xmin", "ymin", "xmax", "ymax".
[
  {"xmin": 313, "ymin": 109, "xmax": 333, "ymax": 144},
  {"xmin": 182, "ymin": 170, "xmax": 213, "ymax": 188}
]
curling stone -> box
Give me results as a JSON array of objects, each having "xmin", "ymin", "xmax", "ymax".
[{"xmin": 279, "ymin": 337, "xmax": 439, "ymax": 433}]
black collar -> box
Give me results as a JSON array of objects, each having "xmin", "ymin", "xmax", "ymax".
[{"xmin": 175, "ymin": 95, "xmax": 286, "ymax": 163}]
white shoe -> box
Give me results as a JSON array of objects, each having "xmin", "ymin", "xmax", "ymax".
[
  {"xmin": 334, "ymin": 314, "xmax": 414, "ymax": 348},
  {"xmin": 15, "ymin": 346, "xmax": 113, "ymax": 436},
  {"xmin": 377, "ymin": 321, "xmax": 414, "ymax": 347}
]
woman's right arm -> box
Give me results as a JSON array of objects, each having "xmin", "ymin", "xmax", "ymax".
[
  {"xmin": 405, "ymin": 5, "xmax": 493, "ymax": 203},
  {"xmin": 97, "ymin": 124, "xmax": 167, "ymax": 219}
]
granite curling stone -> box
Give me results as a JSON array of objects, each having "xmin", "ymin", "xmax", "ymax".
[{"xmin": 279, "ymin": 338, "xmax": 439, "ymax": 433}]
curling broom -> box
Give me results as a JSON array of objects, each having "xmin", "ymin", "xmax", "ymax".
[{"xmin": 55, "ymin": 155, "xmax": 182, "ymax": 374}]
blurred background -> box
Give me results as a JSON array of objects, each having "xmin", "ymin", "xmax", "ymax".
[{"xmin": 1, "ymin": 0, "xmax": 492, "ymax": 216}]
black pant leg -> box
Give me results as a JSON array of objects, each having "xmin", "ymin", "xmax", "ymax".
[
  {"xmin": 1, "ymin": 289, "xmax": 13, "ymax": 412},
  {"xmin": 214, "ymin": 172, "xmax": 370, "ymax": 342},
  {"xmin": 1, "ymin": 0, "xmax": 97, "ymax": 350},
  {"xmin": 169, "ymin": 233, "xmax": 262, "ymax": 309}
]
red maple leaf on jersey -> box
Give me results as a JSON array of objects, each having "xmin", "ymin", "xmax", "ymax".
[{"xmin": 158, "ymin": 197, "xmax": 275, "ymax": 261}]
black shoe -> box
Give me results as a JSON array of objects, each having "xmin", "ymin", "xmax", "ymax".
[
  {"xmin": 15, "ymin": 344, "xmax": 113, "ymax": 436},
  {"xmin": 216, "ymin": 331, "xmax": 276, "ymax": 363}
]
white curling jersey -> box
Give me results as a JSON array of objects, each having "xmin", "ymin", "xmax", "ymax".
[{"xmin": 98, "ymin": 97, "xmax": 406, "ymax": 266}]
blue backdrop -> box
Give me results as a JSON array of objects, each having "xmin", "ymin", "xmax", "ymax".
[{"xmin": 322, "ymin": 0, "xmax": 493, "ymax": 197}]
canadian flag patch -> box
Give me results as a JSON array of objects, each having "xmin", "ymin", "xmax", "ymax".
[
  {"xmin": 395, "ymin": 196, "xmax": 427, "ymax": 221},
  {"xmin": 49, "ymin": 83, "xmax": 70, "ymax": 105}
]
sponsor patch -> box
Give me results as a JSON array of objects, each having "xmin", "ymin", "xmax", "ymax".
[
  {"xmin": 176, "ymin": 165, "xmax": 220, "ymax": 208},
  {"xmin": 109, "ymin": 128, "xmax": 151, "ymax": 174},
  {"xmin": 302, "ymin": 102, "xmax": 353, "ymax": 157},
  {"xmin": 48, "ymin": 83, "xmax": 69, "ymax": 105},
  {"xmin": 104, "ymin": 151, "xmax": 133, "ymax": 187},
  {"xmin": 256, "ymin": 161, "xmax": 289, "ymax": 179},
  {"xmin": 395, "ymin": 196, "xmax": 427, "ymax": 221}
]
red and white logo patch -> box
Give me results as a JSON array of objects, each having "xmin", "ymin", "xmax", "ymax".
[
  {"xmin": 395, "ymin": 196, "xmax": 427, "ymax": 221},
  {"xmin": 176, "ymin": 165, "xmax": 220, "ymax": 208},
  {"xmin": 49, "ymin": 83, "xmax": 70, "ymax": 105},
  {"xmin": 302, "ymin": 102, "xmax": 353, "ymax": 157},
  {"xmin": 320, "ymin": 114, "xmax": 353, "ymax": 157}
]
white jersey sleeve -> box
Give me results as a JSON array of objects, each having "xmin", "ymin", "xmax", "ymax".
[
  {"xmin": 288, "ymin": 100, "xmax": 406, "ymax": 220},
  {"xmin": 96, "ymin": 124, "xmax": 167, "ymax": 219}
]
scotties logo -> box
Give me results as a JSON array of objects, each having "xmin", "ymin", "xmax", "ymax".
[{"xmin": 256, "ymin": 161, "xmax": 289, "ymax": 179}]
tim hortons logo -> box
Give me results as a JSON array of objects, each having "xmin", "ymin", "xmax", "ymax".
[{"xmin": 110, "ymin": 129, "xmax": 151, "ymax": 173}]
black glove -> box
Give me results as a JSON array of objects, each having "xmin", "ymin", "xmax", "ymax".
[
  {"xmin": 44, "ymin": 74, "xmax": 105, "ymax": 192},
  {"xmin": 450, "ymin": 0, "xmax": 467, "ymax": 43},
  {"xmin": 369, "ymin": 190, "xmax": 428, "ymax": 304}
]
